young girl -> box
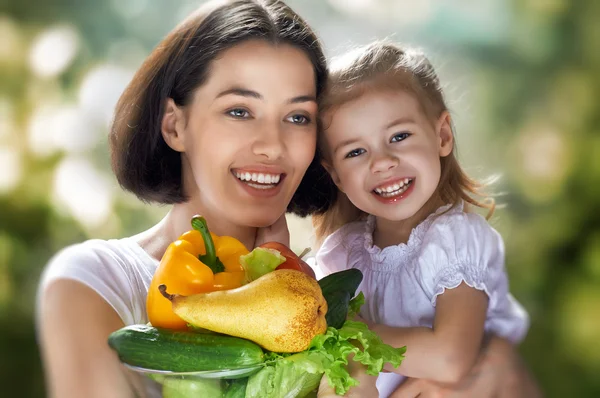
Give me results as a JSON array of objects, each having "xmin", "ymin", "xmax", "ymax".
[{"xmin": 314, "ymin": 42, "xmax": 530, "ymax": 397}]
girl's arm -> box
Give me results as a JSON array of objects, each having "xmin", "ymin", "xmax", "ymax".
[
  {"xmin": 39, "ymin": 280, "xmax": 146, "ymax": 398},
  {"xmin": 373, "ymin": 282, "xmax": 489, "ymax": 384}
]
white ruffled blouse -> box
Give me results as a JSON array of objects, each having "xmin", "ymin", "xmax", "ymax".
[{"xmin": 315, "ymin": 203, "xmax": 529, "ymax": 397}]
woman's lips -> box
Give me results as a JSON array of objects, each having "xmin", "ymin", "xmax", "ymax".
[{"xmin": 231, "ymin": 169, "xmax": 286, "ymax": 198}]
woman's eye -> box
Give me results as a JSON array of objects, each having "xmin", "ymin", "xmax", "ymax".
[
  {"xmin": 391, "ymin": 132, "xmax": 410, "ymax": 142},
  {"xmin": 345, "ymin": 148, "xmax": 366, "ymax": 159},
  {"xmin": 227, "ymin": 108, "xmax": 250, "ymax": 118},
  {"xmin": 287, "ymin": 114, "xmax": 311, "ymax": 125}
]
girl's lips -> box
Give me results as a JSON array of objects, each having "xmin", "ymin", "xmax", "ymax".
[{"xmin": 371, "ymin": 177, "xmax": 415, "ymax": 204}]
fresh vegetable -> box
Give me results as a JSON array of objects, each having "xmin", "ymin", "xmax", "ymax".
[
  {"xmin": 322, "ymin": 290, "xmax": 352, "ymax": 330},
  {"xmin": 245, "ymin": 295, "xmax": 406, "ymax": 397},
  {"xmin": 318, "ymin": 268, "xmax": 363, "ymax": 298},
  {"xmin": 239, "ymin": 247, "xmax": 286, "ymax": 282},
  {"xmin": 159, "ymin": 269, "xmax": 328, "ymax": 353},
  {"xmin": 108, "ymin": 324, "xmax": 264, "ymax": 372},
  {"xmin": 147, "ymin": 215, "xmax": 249, "ymax": 330},
  {"xmin": 260, "ymin": 241, "xmax": 316, "ymax": 279},
  {"xmin": 318, "ymin": 269, "xmax": 364, "ymax": 329}
]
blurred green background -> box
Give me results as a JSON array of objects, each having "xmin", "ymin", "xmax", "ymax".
[{"xmin": 1, "ymin": 0, "xmax": 598, "ymax": 397}]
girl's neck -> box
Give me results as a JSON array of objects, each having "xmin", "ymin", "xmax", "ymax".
[{"xmin": 372, "ymin": 195, "xmax": 446, "ymax": 249}]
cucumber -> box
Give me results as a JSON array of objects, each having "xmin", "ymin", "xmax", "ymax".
[
  {"xmin": 323, "ymin": 290, "xmax": 351, "ymax": 329},
  {"xmin": 108, "ymin": 324, "xmax": 264, "ymax": 372},
  {"xmin": 318, "ymin": 268, "xmax": 363, "ymax": 297},
  {"xmin": 318, "ymin": 269, "xmax": 363, "ymax": 329}
]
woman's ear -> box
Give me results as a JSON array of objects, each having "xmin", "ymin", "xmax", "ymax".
[
  {"xmin": 436, "ymin": 111, "xmax": 454, "ymax": 157},
  {"xmin": 321, "ymin": 160, "xmax": 344, "ymax": 193},
  {"xmin": 161, "ymin": 98, "xmax": 186, "ymax": 152}
]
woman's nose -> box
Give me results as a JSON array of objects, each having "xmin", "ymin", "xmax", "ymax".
[
  {"xmin": 251, "ymin": 123, "xmax": 285, "ymax": 160},
  {"xmin": 370, "ymin": 151, "xmax": 399, "ymax": 174}
]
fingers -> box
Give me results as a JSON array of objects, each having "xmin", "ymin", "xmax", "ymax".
[
  {"xmin": 254, "ymin": 214, "xmax": 290, "ymax": 247},
  {"xmin": 389, "ymin": 378, "xmax": 421, "ymax": 398},
  {"xmin": 316, "ymin": 374, "xmax": 339, "ymax": 398}
]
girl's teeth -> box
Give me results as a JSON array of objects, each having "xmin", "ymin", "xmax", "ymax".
[{"xmin": 375, "ymin": 179, "xmax": 413, "ymax": 196}]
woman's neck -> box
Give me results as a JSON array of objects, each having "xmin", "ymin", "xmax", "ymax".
[
  {"xmin": 372, "ymin": 195, "xmax": 446, "ymax": 249},
  {"xmin": 133, "ymin": 198, "xmax": 258, "ymax": 262}
]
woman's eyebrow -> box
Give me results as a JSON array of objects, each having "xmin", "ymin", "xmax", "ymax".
[
  {"xmin": 288, "ymin": 95, "xmax": 317, "ymax": 104},
  {"xmin": 216, "ymin": 87, "xmax": 262, "ymax": 99},
  {"xmin": 215, "ymin": 87, "xmax": 316, "ymax": 104}
]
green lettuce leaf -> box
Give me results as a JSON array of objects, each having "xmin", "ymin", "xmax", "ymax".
[
  {"xmin": 239, "ymin": 247, "xmax": 286, "ymax": 282},
  {"xmin": 246, "ymin": 313, "xmax": 406, "ymax": 396},
  {"xmin": 347, "ymin": 291, "xmax": 365, "ymax": 319}
]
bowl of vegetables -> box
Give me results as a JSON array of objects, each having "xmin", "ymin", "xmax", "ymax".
[{"xmin": 108, "ymin": 216, "xmax": 406, "ymax": 397}]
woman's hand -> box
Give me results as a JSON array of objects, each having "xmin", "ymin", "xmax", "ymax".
[
  {"xmin": 390, "ymin": 336, "xmax": 542, "ymax": 398},
  {"xmin": 317, "ymin": 367, "xmax": 379, "ymax": 398},
  {"xmin": 254, "ymin": 214, "xmax": 290, "ymax": 247}
]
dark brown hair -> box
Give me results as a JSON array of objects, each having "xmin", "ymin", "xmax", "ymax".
[
  {"xmin": 313, "ymin": 42, "xmax": 495, "ymax": 244},
  {"xmin": 109, "ymin": 0, "xmax": 327, "ymax": 212}
]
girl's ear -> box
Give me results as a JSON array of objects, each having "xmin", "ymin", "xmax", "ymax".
[
  {"xmin": 321, "ymin": 160, "xmax": 344, "ymax": 193},
  {"xmin": 436, "ymin": 111, "xmax": 454, "ymax": 157},
  {"xmin": 161, "ymin": 98, "xmax": 186, "ymax": 152}
]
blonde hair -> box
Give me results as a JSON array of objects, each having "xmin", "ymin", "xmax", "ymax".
[{"xmin": 313, "ymin": 42, "xmax": 495, "ymax": 245}]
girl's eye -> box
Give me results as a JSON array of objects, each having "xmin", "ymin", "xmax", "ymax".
[
  {"xmin": 227, "ymin": 108, "xmax": 250, "ymax": 119},
  {"xmin": 345, "ymin": 148, "xmax": 366, "ymax": 159},
  {"xmin": 391, "ymin": 132, "xmax": 410, "ymax": 142},
  {"xmin": 287, "ymin": 114, "xmax": 311, "ymax": 125}
]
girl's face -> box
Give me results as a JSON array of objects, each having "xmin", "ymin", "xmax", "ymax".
[
  {"xmin": 321, "ymin": 89, "xmax": 453, "ymax": 223},
  {"xmin": 163, "ymin": 40, "xmax": 318, "ymax": 228}
]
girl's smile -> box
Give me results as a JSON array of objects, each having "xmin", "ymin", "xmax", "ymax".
[{"xmin": 372, "ymin": 177, "xmax": 416, "ymax": 203}]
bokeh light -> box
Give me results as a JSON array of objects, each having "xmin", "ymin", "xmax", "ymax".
[
  {"xmin": 28, "ymin": 25, "xmax": 80, "ymax": 78},
  {"xmin": 52, "ymin": 156, "xmax": 114, "ymax": 229}
]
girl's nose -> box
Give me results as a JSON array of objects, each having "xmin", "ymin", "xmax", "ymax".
[
  {"xmin": 370, "ymin": 152, "xmax": 399, "ymax": 174},
  {"xmin": 251, "ymin": 123, "xmax": 285, "ymax": 161}
]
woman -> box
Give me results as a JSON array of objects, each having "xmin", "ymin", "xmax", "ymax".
[{"xmin": 36, "ymin": 1, "xmax": 540, "ymax": 397}]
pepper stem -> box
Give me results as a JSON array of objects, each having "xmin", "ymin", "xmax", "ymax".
[
  {"xmin": 191, "ymin": 215, "xmax": 225, "ymax": 274},
  {"xmin": 158, "ymin": 284, "xmax": 174, "ymax": 301}
]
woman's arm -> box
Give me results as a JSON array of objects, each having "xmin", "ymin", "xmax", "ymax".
[
  {"xmin": 38, "ymin": 280, "xmax": 146, "ymax": 398},
  {"xmin": 390, "ymin": 336, "xmax": 542, "ymax": 398},
  {"xmin": 373, "ymin": 282, "xmax": 489, "ymax": 384}
]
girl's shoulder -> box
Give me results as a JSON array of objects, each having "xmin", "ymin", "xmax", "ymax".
[
  {"xmin": 424, "ymin": 203, "xmax": 502, "ymax": 247},
  {"xmin": 315, "ymin": 219, "xmax": 369, "ymax": 274}
]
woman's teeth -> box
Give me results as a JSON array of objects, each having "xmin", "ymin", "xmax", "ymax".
[
  {"xmin": 234, "ymin": 171, "xmax": 281, "ymax": 188},
  {"xmin": 374, "ymin": 178, "xmax": 413, "ymax": 197}
]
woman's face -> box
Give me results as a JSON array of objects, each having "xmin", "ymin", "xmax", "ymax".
[{"xmin": 169, "ymin": 40, "xmax": 317, "ymax": 228}]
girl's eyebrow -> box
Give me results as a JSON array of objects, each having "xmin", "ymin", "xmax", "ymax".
[
  {"xmin": 386, "ymin": 116, "xmax": 417, "ymax": 129},
  {"xmin": 215, "ymin": 86, "xmax": 316, "ymax": 104},
  {"xmin": 333, "ymin": 138, "xmax": 360, "ymax": 156}
]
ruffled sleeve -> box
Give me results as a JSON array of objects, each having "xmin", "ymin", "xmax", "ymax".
[
  {"xmin": 315, "ymin": 221, "xmax": 366, "ymax": 277},
  {"xmin": 418, "ymin": 211, "xmax": 530, "ymax": 342},
  {"xmin": 418, "ymin": 211, "xmax": 507, "ymax": 309}
]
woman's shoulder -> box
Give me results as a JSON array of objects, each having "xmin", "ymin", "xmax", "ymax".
[
  {"xmin": 42, "ymin": 237, "xmax": 155, "ymax": 281},
  {"xmin": 38, "ymin": 237, "xmax": 157, "ymax": 325}
]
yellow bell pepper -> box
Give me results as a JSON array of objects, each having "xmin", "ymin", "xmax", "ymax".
[{"xmin": 147, "ymin": 216, "xmax": 249, "ymax": 330}]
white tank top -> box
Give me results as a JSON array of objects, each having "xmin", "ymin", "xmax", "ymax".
[{"xmin": 37, "ymin": 237, "xmax": 162, "ymax": 397}]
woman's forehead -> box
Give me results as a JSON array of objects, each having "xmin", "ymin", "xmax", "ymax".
[{"xmin": 197, "ymin": 40, "xmax": 317, "ymax": 101}]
